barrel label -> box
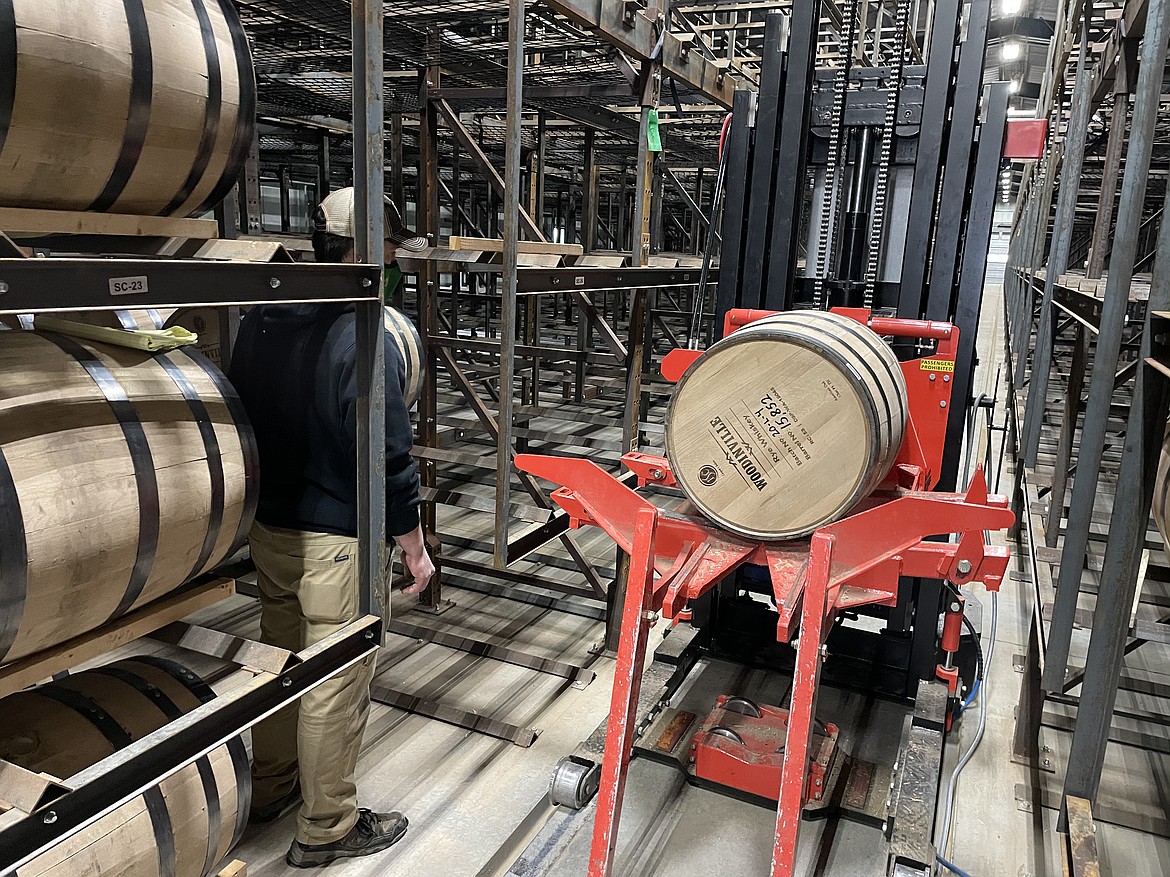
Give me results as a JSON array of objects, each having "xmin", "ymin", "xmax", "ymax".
[
  {"xmin": 109, "ymin": 276, "xmax": 149, "ymax": 296},
  {"xmin": 710, "ymin": 416, "xmax": 769, "ymax": 491},
  {"xmin": 753, "ymin": 386, "xmax": 817, "ymax": 469},
  {"xmin": 920, "ymin": 358, "xmax": 955, "ymax": 373},
  {"xmin": 702, "ymin": 384, "xmax": 822, "ymax": 494}
]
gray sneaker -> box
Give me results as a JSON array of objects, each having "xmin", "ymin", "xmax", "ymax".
[{"xmin": 285, "ymin": 809, "xmax": 408, "ymax": 868}]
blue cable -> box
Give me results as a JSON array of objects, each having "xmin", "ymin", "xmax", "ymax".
[
  {"xmin": 953, "ymin": 612, "xmax": 985, "ymax": 721},
  {"xmin": 957, "ymin": 678, "xmax": 981, "ymax": 716},
  {"xmin": 936, "ymin": 853, "xmax": 975, "ymax": 877}
]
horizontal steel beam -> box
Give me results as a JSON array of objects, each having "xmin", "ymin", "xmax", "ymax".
[
  {"xmin": 0, "ymin": 258, "xmax": 378, "ymax": 315},
  {"xmin": 515, "ymin": 265, "xmax": 717, "ymax": 293},
  {"xmin": 427, "ymin": 334, "xmax": 622, "ymax": 366},
  {"xmin": 370, "ymin": 684, "xmax": 540, "ymax": 746},
  {"xmin": 434, "ymin": 84, "xmax": 634, "ymax": 102},
  {"xmin": 441, "ymin": 573, "xmax": 607, "ymax": 619},
  {"xmin": 386, "ymin": 618, "xmax": 595, "ymax": 682},
  {"xmin": 442, "ymin": 555, "xmax": 608, "ymax": 601},
  {"xmin": 541, "ymin": 0, "xmax": 738, "ymax": 108}
]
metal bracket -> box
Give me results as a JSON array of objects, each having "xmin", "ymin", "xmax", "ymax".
[
  {"xmin": 0, "ymin": 232, "xmax": 24, "ymax": 260},
  {"xmin": 621, "ymin": 0, "xmax": 640, "ymax": 28},
  {"xmin": 711, "ymin": 57, "xmax": 730, "ymax": 87}
]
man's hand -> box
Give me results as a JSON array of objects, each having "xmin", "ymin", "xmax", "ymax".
[
  {"xmin": 394, "ymin": 523, "xmax": 434, "ymax": 595},
  {"xmin": 401, "ymin": 546, "xmax": 435, "ymax": 595}
]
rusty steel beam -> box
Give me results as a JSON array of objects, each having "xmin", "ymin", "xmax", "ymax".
[{"xmin": 541, "ymin": 0, "xmax": 737, "ymax": 108}]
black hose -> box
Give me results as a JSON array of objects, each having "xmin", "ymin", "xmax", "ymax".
[{"xmin": 957, "ymin": 613, "xmax": 984, "ymax": 716}]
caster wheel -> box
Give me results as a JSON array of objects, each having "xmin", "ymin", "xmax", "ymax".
[
  {"xmin": 724, "ymin": 696, "xmax": 763, "ymax": 718},
  {"xmin": 548, "ymin": 755, "xmax": 601, "ymax": 809}
]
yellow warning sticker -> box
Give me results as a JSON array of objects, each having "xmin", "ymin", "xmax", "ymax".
[{"xmin": 920, "ymin": 358, "xmax": 955, "ymax": 373}]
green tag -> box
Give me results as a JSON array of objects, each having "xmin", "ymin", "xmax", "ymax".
[
  {"xmin": 384, "ymin": 264, "xmax": 403, "ymax": 300},
  {"xmin": 647, "ymin": 108, "xmax": 663, "ymax": 153}
]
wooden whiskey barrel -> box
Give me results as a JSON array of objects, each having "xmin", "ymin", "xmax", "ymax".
[
  {"xmin": 1154, "ymin": 423, "xmax": 1170, "ymax": 553},
  {"xmin": 1, "ymin": 656, "xmax": 250, "ymax": 877},
  {"xmin": 383, "ymin": 306, "xmax": 424, "ymax": 409},
  {"xmin": 0, "ymin": 331, "xmax": 258, "ymax": 664},
  {"xmin": 0, "ymin": 0, "xmax": 256, "ymax": 217},
  {"xmin": 160, "ymin": 306, "xmax": 423, "ymax": 406},
  {"xmin": 664, "ymin": 310, "xmax": 908, "ymax": 540}
]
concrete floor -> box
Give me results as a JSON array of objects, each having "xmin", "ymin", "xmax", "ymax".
[
  {"xmin": 214, "ymin": 283, "xmax": 1170, "ymax": 876},
  {"xmin": 937, "ymin": 282, "xmax": 1170, "ymax": 877}
]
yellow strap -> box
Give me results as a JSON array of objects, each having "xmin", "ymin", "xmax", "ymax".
[{"xmin": 35, "ymin": 316, "xmax": 198, "ymax": 352}]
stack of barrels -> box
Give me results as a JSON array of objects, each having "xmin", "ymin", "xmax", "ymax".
[
  {"xmin": 0, "ymin": 4, "xmax": 266, "ymax": 875},
  {"xmin": 0, "ymin": 2, "xmax": 433, "ymax": 871},
  {"xmin": 0, "ymin": 0, "xmax": 427, "ymax": 672}
]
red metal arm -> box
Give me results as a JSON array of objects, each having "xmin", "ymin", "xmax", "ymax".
[{"xmin": 588, "ymin": 506, "xmax": 659, "ymax": 877}]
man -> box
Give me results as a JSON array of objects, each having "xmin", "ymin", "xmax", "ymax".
[{"xmin": 229, "ymin": 187, "xmax": 436, "ymax": 868}]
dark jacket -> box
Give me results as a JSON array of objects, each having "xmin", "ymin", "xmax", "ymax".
[{"xmin": 229, "ymin": 303, "xmax": 421, "ymax": 538}]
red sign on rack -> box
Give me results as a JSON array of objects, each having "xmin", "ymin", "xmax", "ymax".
[{"xmin": 1004, "ymin": 118, "xmax": 1048, "ymax": 159}]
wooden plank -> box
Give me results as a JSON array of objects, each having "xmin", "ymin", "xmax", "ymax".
[
  {"xmin": 218, "ymin": 862, "xmax": 248, "ymax": 877},
  {"xmin": 516, "ymin": 253, "xmax": 565, "ymax": 268},
  {"xmin": 0, "ymin": 207, "xmax": 219, "ymax": 240},
  {"xmin": 0, "ymin": 578, "xmax": 235, "ymax": 699},
  {"xmin": 193, "ymin": 239, "xmax": 294, "ymax": 263},
  {"xmin": 572, "ymin": 253, "xmax": 628, "ymax": 267},
  {"xmin": 449, "ymin": 236, "xmax": 584, "ymax": 257},
  {"xmin": 149, "ymin": 623, "xmax": 292, "ymax": 674},
  {"xmin": 0, "ymin": 762, "xmax": 67, "ymax": 816}
]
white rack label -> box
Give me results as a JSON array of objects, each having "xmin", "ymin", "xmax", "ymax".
[{"xmin": 109, "ymin": 276, "xmax": 149, "ymax": 296}]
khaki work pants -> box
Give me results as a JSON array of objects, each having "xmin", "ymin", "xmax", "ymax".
[{"xmin": 249, "ymin": 521, "xmax": 378, "ymax": 846}]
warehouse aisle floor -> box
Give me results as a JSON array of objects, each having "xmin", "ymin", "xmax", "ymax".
[
  {"xmin": 196, "ymin": 583, "xmax": 614, "ymax": 877},
  {"xmin": 942, "ymin": 282, "xmax": 1170, "ymax": 877}
]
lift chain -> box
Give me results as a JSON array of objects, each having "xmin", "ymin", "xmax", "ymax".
[
  {"xmin": 862, "ymin": 0, "xmax": 912, "ymax": 307},
  {"xmin": 812, "ymin": 0, "xmax": 861, "ymax": 309}
]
